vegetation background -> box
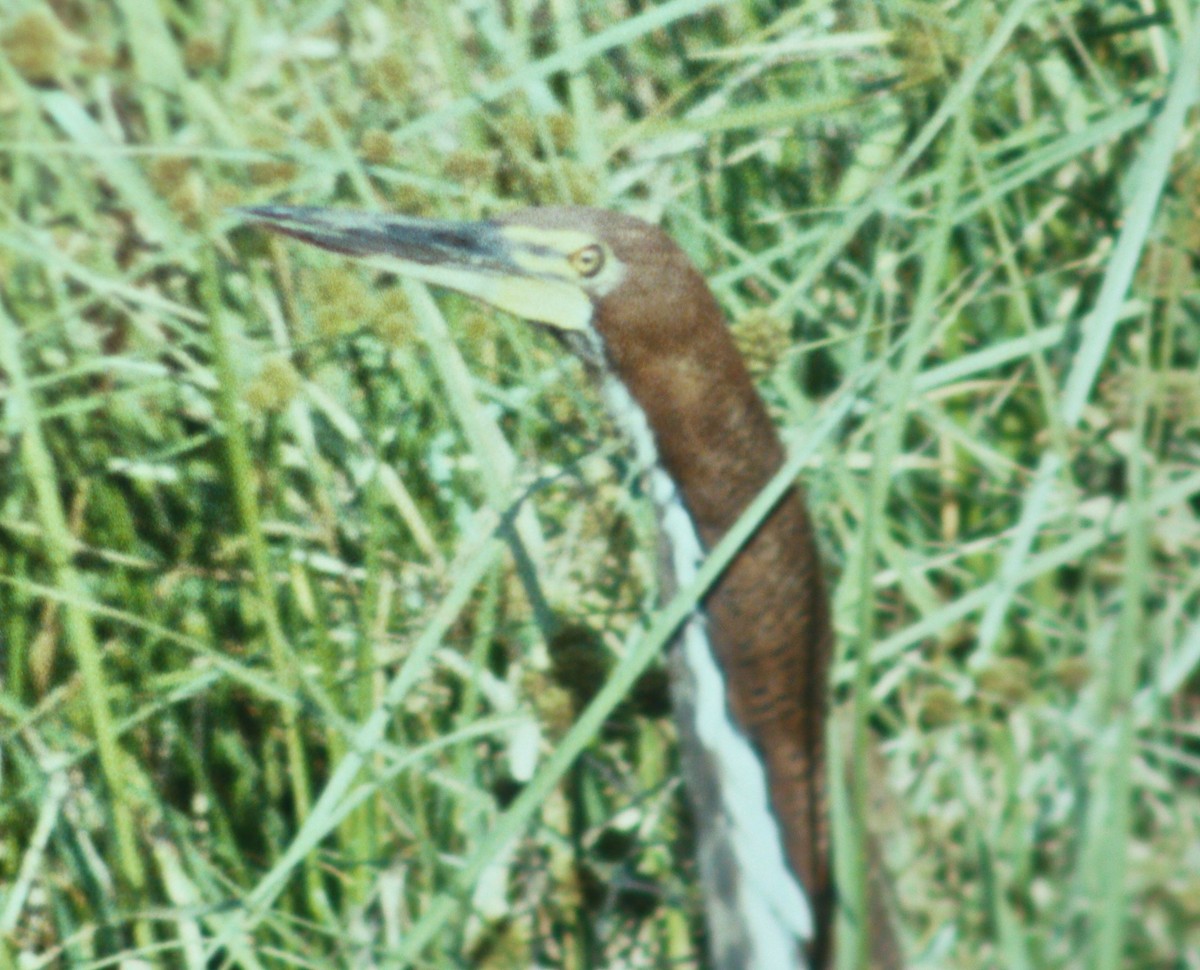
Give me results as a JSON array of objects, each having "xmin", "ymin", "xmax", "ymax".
[{"xmin": 2, "ymin": 0, "xmax": 1199, "ymax": 967}]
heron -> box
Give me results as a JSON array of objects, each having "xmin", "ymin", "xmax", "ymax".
[{"xmin": 239, "ymin": 204, "xmax": 901, "ymax": 970}]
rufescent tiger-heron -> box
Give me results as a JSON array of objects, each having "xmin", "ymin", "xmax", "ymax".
[{"xmin": 239, "ymin": 204, "xmax": 901, "ymax": 970}]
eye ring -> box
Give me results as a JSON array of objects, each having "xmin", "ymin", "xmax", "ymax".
[{"xmin": 570, "ymin": 244, "xmax": 605, "ymax": 278}]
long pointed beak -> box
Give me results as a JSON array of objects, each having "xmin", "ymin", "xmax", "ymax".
[
  {"xmin": 236, "ymin": 205, "xmax": 593, "ymax": 331},
  {"xmin": 237, "ymin": 205, "xmax": 511, "ymax": 273}
]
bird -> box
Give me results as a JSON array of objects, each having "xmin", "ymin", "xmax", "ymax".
[{"xmin": 239, "ymin": 204, "xmax": 899, "ymax": 970}]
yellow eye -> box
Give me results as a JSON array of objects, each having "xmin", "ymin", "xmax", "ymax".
[{"xmin": 569, "ymin": 244, "xmax": 605, "ymax": 278}]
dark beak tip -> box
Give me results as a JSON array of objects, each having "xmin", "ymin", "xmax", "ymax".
[{"xmin": 231, "ymin": 204, "xmax": 296, "ymax": 224}]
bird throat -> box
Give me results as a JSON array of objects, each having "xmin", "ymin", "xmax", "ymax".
[{"xmin": 600, "ymin": 378, "xmax": 813, "ymax": 970}]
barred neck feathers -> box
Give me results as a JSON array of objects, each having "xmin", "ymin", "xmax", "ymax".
[{"xmin": 579, "ymin": 216, "xmax": 834, "ymax": 968}]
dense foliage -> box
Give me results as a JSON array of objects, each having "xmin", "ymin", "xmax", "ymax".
[{"xmin": 2, "ymin": 1, "xmax": 1198, "ymax": 967}]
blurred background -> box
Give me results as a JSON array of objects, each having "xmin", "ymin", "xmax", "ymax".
[{"xmin": 2, "ymin": 1, "xmax": 1199, "ymax": 967}]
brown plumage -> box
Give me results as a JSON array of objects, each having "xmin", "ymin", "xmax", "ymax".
[
  {"xmin": 512, "ymin": 209, "xmax": 835, "ymax": 960},
  {"xmin": 241, "ymin": 203, "xmax": 900, "ymax": 970}
]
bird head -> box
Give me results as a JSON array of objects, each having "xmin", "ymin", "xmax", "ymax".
[{"xmin": 236, "ymin": 204, "xmax": 719, "ymax": 372}]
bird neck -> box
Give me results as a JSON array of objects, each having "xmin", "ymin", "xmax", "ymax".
[
  {"xmin": 596, "ymin": 321, "xmax": 834, "ymax": 969},
  {"xmin": 603, "ymin": 315, "xmax": 787, "ymax": 543}
]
